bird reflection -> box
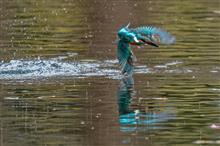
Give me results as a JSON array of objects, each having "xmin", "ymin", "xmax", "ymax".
[
  {"xmin": 117, "ymin": 75, "xmax": 174, "ymax": 132},
  {"xmin": 118, "ymin": 75, "xmax": 135, "ymax": 116}
]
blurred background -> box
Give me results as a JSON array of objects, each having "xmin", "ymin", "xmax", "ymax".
[{"xmin": 0, "ymin": 0, "xmax": 220, "ymax": 146}]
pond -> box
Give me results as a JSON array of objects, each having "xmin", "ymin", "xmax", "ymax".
[{"xmin": 0, "ymin": 0, "xmax": 220, "ymax": 146}]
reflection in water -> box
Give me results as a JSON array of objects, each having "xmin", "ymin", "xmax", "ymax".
[
  {"xmin": 117, "ymin": 75, "xmax": 174, "ymax": 133},
  {"xmin": 118, "ymin": 75, "xmax": 135, "ymax": 116}
]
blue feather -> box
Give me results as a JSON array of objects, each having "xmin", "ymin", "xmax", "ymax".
[{"xmin": 131, "ymin": 26, "xmax": 176, "ymax": 44}]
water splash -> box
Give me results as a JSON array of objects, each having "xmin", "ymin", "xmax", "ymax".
[
  {"xmin": 0, "ymin": 56, "xmax": 150, "ymax": 80},
  {"xmin": 0, "ymin": 56, "xmax": 189, "ymax": 80},
  {"xmin": 0, "ymin": 58, "xmax": 114, "ymax": 79}
]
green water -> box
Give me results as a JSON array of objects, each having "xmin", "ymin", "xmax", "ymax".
[{"xmin": 0, "ymin": 0, "xmax": 220, "ymax": 146}]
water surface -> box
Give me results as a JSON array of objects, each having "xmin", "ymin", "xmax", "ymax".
[{"xmin": 0, "ymin": 0, "xmax": 220, "ymax": 146}]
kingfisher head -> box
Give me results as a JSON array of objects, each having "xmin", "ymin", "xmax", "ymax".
[{"xmin": 117, "ymin": 24, "xmax": 139, "ymax": 44}]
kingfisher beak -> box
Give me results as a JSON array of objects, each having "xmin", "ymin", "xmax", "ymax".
[
  {"xmin": 141, "ymin": 39, "xmax": 159, "ymax": 47},
  {"xmin": 146, "ymin": 41, "xmax": 159, "ymax": 47}
]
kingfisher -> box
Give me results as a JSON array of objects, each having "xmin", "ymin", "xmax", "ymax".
[{"xmin": 117, "ymin": 23, "xmax": 175, "ymax": 75}]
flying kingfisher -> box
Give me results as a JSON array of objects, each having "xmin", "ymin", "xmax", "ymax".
[{"xmin": 117, "ymin": 23, "xmax": 175, "ymax": 75}]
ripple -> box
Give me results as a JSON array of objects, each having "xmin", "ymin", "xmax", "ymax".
[
  {"xmin": 155, "ymin": 61, "xmax": 182, "ymax": 69},
  {"xmin": 4, "ymin": 96, "xmax": 20, "ymax": 100},
  {"xmin": 194, "ymin": 140, "xmax": 220, "ymax": 144}
]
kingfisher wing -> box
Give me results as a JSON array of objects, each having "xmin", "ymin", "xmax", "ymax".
[
  {"xmin": 131, "ymin": 26, "xmax": 176, "ymax": 45},
  {"xmin": 117, "ymin": 41, "xmax": 134, "ymax": 74},
  {"xmin": 117, "ymin": 42, "xmax": 131, "ymax": 67}
]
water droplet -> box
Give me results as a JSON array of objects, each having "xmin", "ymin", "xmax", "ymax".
[
  {"xmin": 145, "ymin": 137, "xmax": 149, "ymax": 140},
  {"xmin": 37, "ymin": 96, "xmax": 43, "ymax": 99},
  {"xmin": 96, "ymin": 113, "xmax": 102, "ymax": 118},
  {"xmin": 210, "ymin": 124, "xmax": 220, "ymax": 129},
  {"xmin": 134, "ymin": 110, "xmax": 140, "ymax": 115},
  {"xmin": 80, "ymin": 121, "xmax": 85, "ymax": 125}
]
